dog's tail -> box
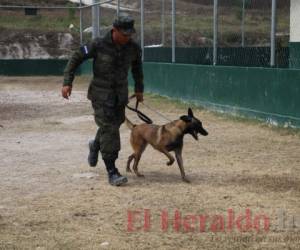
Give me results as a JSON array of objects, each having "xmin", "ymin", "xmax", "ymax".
[{"xmin": 125, "ymin": 116, "xmax": 136, "ymax": 130}]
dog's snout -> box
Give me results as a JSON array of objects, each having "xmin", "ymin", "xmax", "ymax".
[{"xmin": 199, "ymin": 128, "xmax": 208, "ymax": 136}]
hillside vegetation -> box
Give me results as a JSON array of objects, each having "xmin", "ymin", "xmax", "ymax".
[{"xmin": 0, "ymin": 0, "xmax": 290, "ymax": 48}]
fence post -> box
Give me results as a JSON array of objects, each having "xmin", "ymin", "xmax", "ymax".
[
  {"xmin": 271, "ymin": 0, "xmax": 277, "ymax": 67},
  {"xmin": 117, "ymin": 0, "xmax": 120, "ymax": 17},
  {"xmin": 161, "ymin": 0, "xmax": 165, "ymax": 46},
  {"xmin": 141, "ymin": 0, "xmax": 144, "ymax": 61},
  {"xmin": 172, "ymin": 0, "xmax": 176, "ymax": 63},
  {"xmin": 241, "ymin": 0, "xmax": 245, "ymax": 47},
  {"xmin": 213, "ymin": 0, "xmax": 218, "ymax": 65},
  {"xmin": 79, "ymin": 0, "xmax": 83, "ymax": 44},
  {"xmin": 92, "ymin": 0, "xmax": 100, "ymax": 39}
]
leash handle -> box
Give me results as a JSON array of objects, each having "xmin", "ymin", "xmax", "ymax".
[
  {"xmin": 128, "ymin": 94, "xmax": 139, "ymax": 110},
  {"xmin": 127, "ymin": 94, "xmax": 153, "ymax": 124}
]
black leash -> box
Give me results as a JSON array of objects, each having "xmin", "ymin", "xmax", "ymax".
[{"xmin": 126, "ymin": 95, "xmax": 153, "ymax": 124}]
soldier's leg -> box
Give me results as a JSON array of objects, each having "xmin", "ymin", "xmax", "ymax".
[
  {"xmin": 93, "ymin": 103, "xmax": 127, "ymax": 185},
  {"xmin": 88, "ymin": 101, "xmax": 118, "ymax": 167},
  {"xmin": 97, "ymin": 122, "xmax": 120, "ymax": 161},
  {"xmin": 95, "ymin": 128, "xmax": 101, "ymax": 146},
  {"xmin": 88, "ymin": 104, "xmax": 108, "ymax": 167},
  {"xmin": 88, "ymin": 129, "xmax": 101, "ymax": 167}
]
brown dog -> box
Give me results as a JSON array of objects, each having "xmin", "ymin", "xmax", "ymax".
[{"xmin": 125, "ymin": 108, "xmax": 208, "ymax": 182}]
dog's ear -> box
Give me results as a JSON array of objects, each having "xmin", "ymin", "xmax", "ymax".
[
  {"xmin": 180, "ymin": 115, "xmax": 192, "ymax": 123},
  {"xmin": 188, "ymin": 108, "xmax": 194, "ymax": 117}
]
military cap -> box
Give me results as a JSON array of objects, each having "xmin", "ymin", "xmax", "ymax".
[{"xmin": 113, "ymin": 13, "xmax": 136, "ymax": 35}]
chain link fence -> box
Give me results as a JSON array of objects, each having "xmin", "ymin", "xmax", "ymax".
[
  {"xmin": 0, "ymin": 0, "xmax": 291, "ymax": 68},
  {"xmin": 143, "ymin": 0, "xmax": 214, "ymax": 64},
  {"xmin": 142, "ymin": 0, "xmax": 290, "ymax": 68},
  {"xmin": 216, "ymin": 0, "xmax": 289, "ymax": 67}
]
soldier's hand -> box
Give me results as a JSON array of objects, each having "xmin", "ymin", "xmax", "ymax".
[
  {"xmin": 62, "ymin": 86, "xmax": 72, "ymax": 99},
  {"xmin": 135, "ymin": 92, "xmax": 143, "ymax": 102}
]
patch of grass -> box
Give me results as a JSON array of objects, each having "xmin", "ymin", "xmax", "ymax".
[
  {"xmin": 261, "ymin": 124, "xmax": 300, "ymax": 137},
  {"xmin": 200, "ymin": 110, "xmax": 300, "ymax": 136},
  {"xmin": 0, "ymin": 14, "xmax": 78, "ymax": 32},
  {"xmin": 129, "ymin": 91, "xmax": 300, "ymax": 136},
  {"xmin": 138, "ymin": 92, "xmax": 202, "ymax": 111},
  {"xmin": 0, "ymin": 11, "xmax": 79, "ymax": 32}
]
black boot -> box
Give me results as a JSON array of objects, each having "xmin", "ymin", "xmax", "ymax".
[
  {"xmin": 104, "ymin": 159, "xmax": 128, "ymax": 186},
  {"xmin": 88, "ymin": 139, "xmax": 100, "ymax": 167}
]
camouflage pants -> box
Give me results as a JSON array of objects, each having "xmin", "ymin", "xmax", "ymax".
[{"xmin": 91, "ymin": 101, "xmax": 125, "ymax": 161}]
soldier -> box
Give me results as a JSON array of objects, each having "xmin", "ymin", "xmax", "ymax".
[{"xmin": 62, "ymin": 13, "xmax": 144, "ymax": 186}]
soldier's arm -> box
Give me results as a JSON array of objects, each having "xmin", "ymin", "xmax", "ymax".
[
  {"xmin": 63, "ymin": 40, "xmax": 98, "ymax": 87},
  {"xmin": 131, "ymin": 45, "xmax": 144, "ymax": 94}
]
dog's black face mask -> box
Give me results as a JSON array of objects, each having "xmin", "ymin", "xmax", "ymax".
[{"xmin": 180, "ymin": 108, "xmax": 208, "ymax": 140}]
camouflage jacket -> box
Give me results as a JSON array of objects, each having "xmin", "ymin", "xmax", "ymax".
[{"xmin": 63, "ymin": 30, "xmax": 144, "ymax": 107}]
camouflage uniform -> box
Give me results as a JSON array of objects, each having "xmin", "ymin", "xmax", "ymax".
[{"xmin": 63, "ymin": 28, "xmax": 144, "ymax": 162}]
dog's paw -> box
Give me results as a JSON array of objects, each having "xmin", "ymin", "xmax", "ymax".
[
  {"xmin": 166, "ymin": 159, "xmax": 175, "ymax": 166},
  {"xmin": 137, "ymin": 174, "xmax": 145, "ymax": 178},
  {"xmin": 182, "ymin": 177, "xmax": 191, "ymax": 183}
]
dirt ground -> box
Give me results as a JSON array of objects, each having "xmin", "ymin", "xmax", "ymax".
[{"xmin": 0, "ymin": 76, "xmax": 300, "ymax": 250}]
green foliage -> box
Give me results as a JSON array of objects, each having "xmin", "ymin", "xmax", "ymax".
[
  {"xmin": 0, "ymin": 14, "xmax": 79, "ymax": 31},
  {"xmin": 66, "ymin": 2, "xmax": 76, "ymax": 20},
  {"xmin": 233, "ymin": 0, "xmax": 252, "ymax": 8}
]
